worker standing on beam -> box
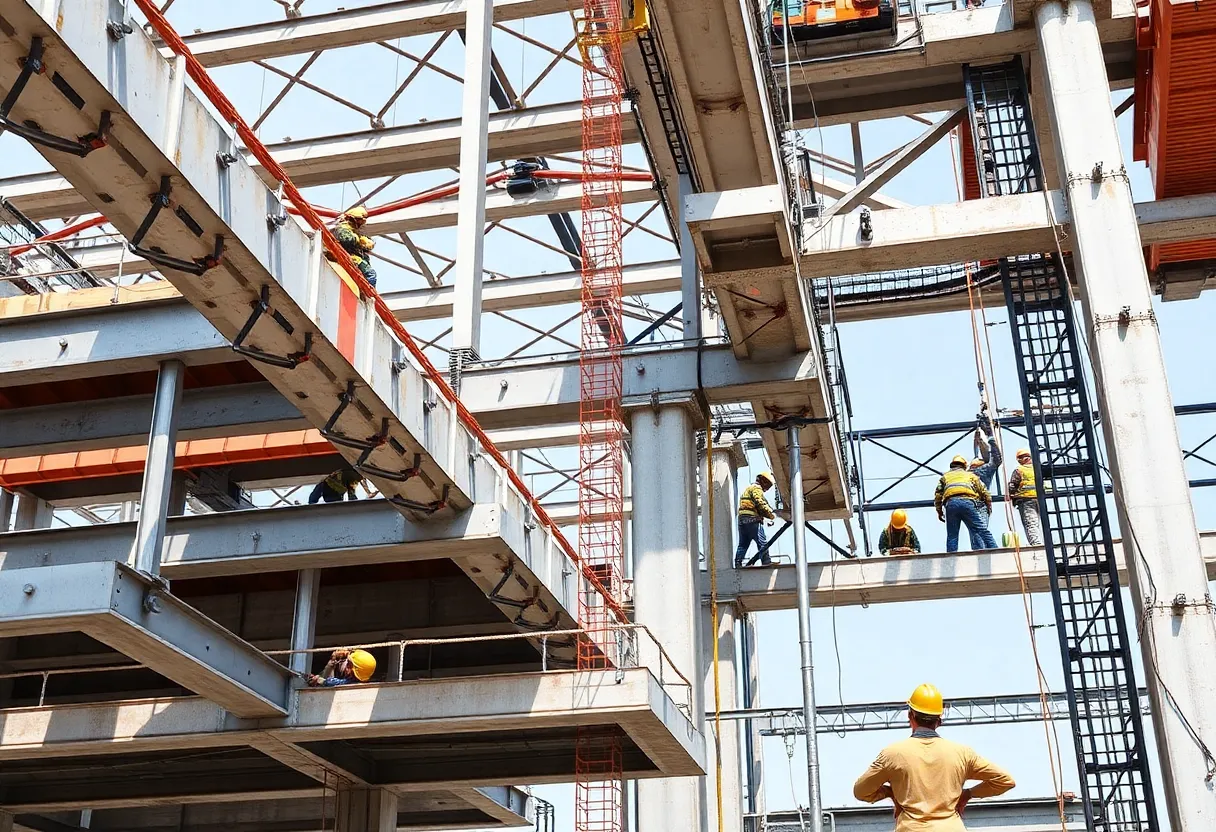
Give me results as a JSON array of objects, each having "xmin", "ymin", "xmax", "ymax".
[
  {"xmin": 878, "ymin": 509, "xmax": 921, "ymax": 556},
  {"xmin": 853, "ymin": 683, "xmax": 1016, "ymax": 831},
  {"xmin": 934, "ymin": 456, "xmax": 996, "ymax": 553},
  {"xmin": 1007, "ymin": 449, "xmax": 1043, "ymax": 546},
  {"xmin": 333, "ymin": 206, "xmax": 377, "ymax": 287},
  {"xmin": 967, "ymin": 414, "xmax": 1002, "ymax": 548},
  {"xmin": 735, "ymin": 471, "xmax": 777, "ymax": 568},
  {"xmin": 307, "ymin": 648, "xmax": 377, "ymax": 687},
  {"xmin": 308, "ymin": 468, "xmax": 365, "ymax": 504}
]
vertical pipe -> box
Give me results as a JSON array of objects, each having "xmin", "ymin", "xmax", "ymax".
[
  {"xmin": 289, "ymin": 569, "xmax": 320, "ymax": 677},
  {"xmin": 1035, "ymin": 3, "xmax": 1216, "ymax": 828},
  {"xmin": 132, "ymin": 359, "xmax": 184, "ymax": 579},
  {"xmin": 849, "ymin": 123, "xmax": 864, "ymax": 184},
  {"xmin": 788, "ymin": 426, "xmax": 822, "ymax": 831}
]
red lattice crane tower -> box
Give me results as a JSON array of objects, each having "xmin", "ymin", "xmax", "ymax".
[{"xmin": 574, "ymin": 0, "xmax": 633, "ymax": 828}]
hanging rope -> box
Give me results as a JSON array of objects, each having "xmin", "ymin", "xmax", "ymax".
[{"xmin": 706, "ymin": 420, "xmax": 725, "ymax": 832}]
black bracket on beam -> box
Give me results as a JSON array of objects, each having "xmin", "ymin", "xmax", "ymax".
[
  {"xmin": 231, "ymin": 285, "xmax": 313, "ymax": 369},
  {"xmin": 320, "ymin": 381, "xmax": 385, "ymax": 452},
  {"xmin": 388, "ymin": 484, "xmax": 450, "ymax": 515},
  {"xmin": 128, "ymin": 177, "xmax": 224, "ymax": 275},
  {"xmin": 0, "ymin": 38, "xmax": 112, "ymax": 158}
]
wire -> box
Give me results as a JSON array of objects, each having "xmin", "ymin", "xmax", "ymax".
[
  {"xmin": 706, "ymin": 416, "xmax": 726, "ymax": 832},
  {"xmin": 827, "ymin": 520, "xmax": 848, "ymax": 739}
]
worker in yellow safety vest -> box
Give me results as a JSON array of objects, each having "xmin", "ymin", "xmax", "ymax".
[
  {"xmin": 735, "ymin": 471, "xmax": 777, "ymax": 568},
  {"xmin": 1007, "ymin": 449, "xmax": 1043, "ymax": 545},
  {"xmin": 308, "ymin": 468, "xmax": 365, "ymax": 504},
  {"xmin": 853, "ymin": 683, "xmax": 1016, "ymax": 831},
  {"xmin": 934, "ymin": 456, "xmax": 996, "ymax": 553},
  {"xmin": 878, "ymin": 508, "xmax": 921, "ymax": 556},
  {"xmin": 333, "ymin": 206, "xmax": 378, "ymax": 287}
]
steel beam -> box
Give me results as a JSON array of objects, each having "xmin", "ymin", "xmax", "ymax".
[
  {"xmin": 0, "ymin": 560, "xmax": 291, "ymax": 717},
  {"xmin": 178, "ymin": 0, "xmax": 579, "ymax": 67},
  {"xmin": 131, "ymin": 360, "xmax": 184, "ymax": 579},
  {"xmin": 710, "ymin": 533, "xmax": 1216, "ymax": 613},
  {"xmin": 0, "ymin": 669, "xmax": 705, "ymax": 784},
  {"xmin": 0, "ymin": 101, "xmax": 639, "ymax": 221}
]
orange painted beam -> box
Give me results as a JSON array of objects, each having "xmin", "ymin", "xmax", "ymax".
[{"xmin": 0, "ymin": 430, "xmax": 334, "ymax": 488}]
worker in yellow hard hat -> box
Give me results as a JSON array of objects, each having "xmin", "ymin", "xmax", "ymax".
[
  {"xmin": 333, "ymin": 205, "xmax": 377, "ymax": 287},
  {"xmin": 934, "ymin": 455, "xmax": 996, "ymax": 553},
  {"xmin": 878, "ymin": 508, "xmax": 921, "ymax": 556},
  {"xmin": 307, "ymin": 648, "xmax": 377, "ymax": 687},
  {"xmin": 854, "ymin": 683, "xmax": 1015, "ymax": 830},
  {"xmin": 735, "ymin": 471, "xmax": 777, "ymax": 568},
  {"xmin": 1007, "ymin": 448, "xmax": 1043, "ymax": 545}
]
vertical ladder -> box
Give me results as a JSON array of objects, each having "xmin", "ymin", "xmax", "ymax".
[{"xmin": 963, "ymin": 59, "xmax": 1159, "ymax": 832}]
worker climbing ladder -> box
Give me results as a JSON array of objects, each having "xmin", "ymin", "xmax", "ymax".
[{"xmin": 963, "ymin": 59, "xmax": 1158, "ymax": 832}]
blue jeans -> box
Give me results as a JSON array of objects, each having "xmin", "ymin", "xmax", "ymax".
[
  {"xmin": 969, "ymin": 504, "xmax": 991, "ymax": 550},
  {"xmin": 945, "ymin": 497, "xmax": 997, "ymax": 553},
  {"xmin": 735, "ymin": 520, "xmax": 768, "ymax": 566}
]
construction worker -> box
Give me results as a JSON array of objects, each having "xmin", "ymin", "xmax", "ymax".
[
  {"xmin": 308, "ymin": 468, "xmax": 364, "ymax": 504},
  {"xmin": 878, "ymin": 509, "xmax": 921, "ymax": 556},
  {"xmin": 934, "ymin": 456, "xmax": 997, "ymax": 553},
  {"xmin": 735, "ymin": 471, "xmax": 777, "ymax": 568},
  {"xmin": 967, "ymin": 418, "xmax": 1002, "ymax": 548},
  {"xmin": 853, "ymin": 683, "xmax": 1016, "ymax": 830},
  {"xmin": 1008, "ymin": 449, "xmax": 1043, "ymax": 545},
  {"xmin": 334, "ymin": 206, "xmax": 377, "ymax": 287},
  {"xmin": 307, "ymin": 648, "xmax": 377, "ymax": 687}
]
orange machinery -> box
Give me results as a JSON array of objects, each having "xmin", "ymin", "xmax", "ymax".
[{"xmin": 770, "ymin": 0, "xmax": 898, "ymax": 43}]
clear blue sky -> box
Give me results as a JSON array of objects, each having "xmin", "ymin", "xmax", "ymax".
[{"xmin": 4, "ymin": 2, "xmax": 1213, "ymax": 829}]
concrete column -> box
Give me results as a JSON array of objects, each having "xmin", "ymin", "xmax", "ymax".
[
  {"xmin": 678, "ymin": 175, "xmax": 702, "ymax": 342},
  {"xmin": 133, "ymin": 359, "xmax": 184, "ymax": 578},
  {"xmin": 741, "ymin": 612, "xmax": 766, "ymax": 821},
  {"xmin": 1035, "ymin": 4, "xmax": 1216, "ymax": 828},
  {"xmin": 702, "ymin": 601, "xmax": 743, "ymax": 832},
  {"xmin": 13, "ymin": 493, "xmax": 53, "ymax": 530},
  {"xmin": 450, "ymin": 0, "xmax": 494, "ymax": 377},
  {"xmin": 0, "ymin": 489, "xmax": 14, "ymax": 532},
  {"xmin": 628, "ymin": 395, "xmax": 704, "ymax": 832},
  {"xmin": 289, "ymin": 569, "xmax": 320, "ymax": 677},
  {"xmin": 336, "ymin": 787, "xmax": 397, "ymax": 832},
  {"xmin": 0, "ymin": 810, "xmax": 13, "ymax": 832}
]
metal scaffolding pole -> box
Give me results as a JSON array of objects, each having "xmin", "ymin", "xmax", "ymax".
[
  {"xmin": 788, "ymin": 426, "xmax": 822, "ymax": 832},
  {"xmin": 1035, "ymin": 2, "xmax": 1216, "ymax": 827},
  {"xmin": 132, "ymin": 359, "xmax": 184, "ymax": 579}
]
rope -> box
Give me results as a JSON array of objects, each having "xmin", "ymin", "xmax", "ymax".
[
  {"xmin": 706, "ymin": 421, "xmax": 725, "ymax": 832},
  {"xmin": 131, "ymin": 0, "xmax": 624, "ymax": 622}
]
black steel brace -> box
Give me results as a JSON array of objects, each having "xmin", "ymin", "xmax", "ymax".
[
  {"xmin": 0, "ymin": 38, "xmax": 111, "ymax": 158},
  {"xmin": 231, "ymin": 285, "xmax": 313, "ymax": 369},
  {"xmin": 388, "ymin": 484, "xmax": 450, "ymax": 515},
  {"xmin": 354, "ymin": 439, "xmax": 424, "ymax": 483},
  {"xmin": 128, "ymin": 176, "xmax": 224, "ymax": 275},
  {"xmin": 320, "ymin": 381, "xmax": 388, "ymax": 451}
]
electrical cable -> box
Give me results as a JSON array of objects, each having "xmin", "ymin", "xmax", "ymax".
[{"xmin": 706, "ymin": 416, "xmax": 726, "ymax": 832}]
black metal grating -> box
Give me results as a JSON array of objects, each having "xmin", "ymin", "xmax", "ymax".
[{"xmin": 965, "ymin": 59, "xmax": 1159, "ymax": 832}]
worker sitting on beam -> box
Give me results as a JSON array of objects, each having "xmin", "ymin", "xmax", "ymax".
[
  {"xmin": 853, "ymin": 683, "xmax": 1016, "ymax": 830},
  {"xmin": 307, "ymin": 648, "xmax": 377, "ymax": 687},
  {"xmin": 878, "ymin": 509, "xmax": 921, "ymax": 556},
  {"xmin": 934, "ymin": 456, "xmax": 997, "ymax": 553},
  {"xmin": 734, "ymin": 471, "xmax": 777, "ymax": 568},
  {"xmin": 333, "ymin": 206, "xmax": 377, "ymax": 287},
  {"xmin": 308, "ymin": 468, "xmax": 365, "ymax": 504}
]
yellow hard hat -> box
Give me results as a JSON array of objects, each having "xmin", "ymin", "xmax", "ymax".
[
  {"xmin": 969, "ymin": 458, "xmax": 984, "ymax": 469},
  {"xmin": 347, "ymin": 649, "xmax": 377, "ymax": 682},
  {"xmin": 908, "ymin": 682, "xmax": 944, "ymax": 716},
  {"xmin": 890, "ymin": 509, "xmax": 907, "ymax": 529},
  {"xmin": 1016, "ymin": 448, "xmax": 1032, "ymax": 461},
  {"xmin": 950, "ymin": 455, "xmax": 968, "ymax": 468},
  {"xmin": 756, "ymin": 471, "xmax": 774, "ymax": 485},
  {"xmin": 345, "ymin": 206, "xmax": 369, "ymax": 224}
]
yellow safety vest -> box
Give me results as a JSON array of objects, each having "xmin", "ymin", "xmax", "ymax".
[
  {"xmin": 738, "ymin": 484, "xmax": 771, "ymax": 519},
  {"xmin": 1012, "ymin": 463, "xmax": 1038, "ymax": 500},
  {"xmin": 940, "ymin": 468, "xmax": 980, "ymax": 501}
]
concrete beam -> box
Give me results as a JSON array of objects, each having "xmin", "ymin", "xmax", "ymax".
[
  {"xmin": 0, "ymin": 669, "xmax": 705, "ymax": 784},
  {"xmin": 0, "ymin": 101, "xmax": 640, "ymax": 221},
  {"xmin": 0, "ymin": 501, "xmax": 506, "ymax": 579},
  {"xmin": 711, "ymin": 532, "xmax": 1216, "ymax": 613},
  {"xmin": 180, "ymin": 0, "xmax": 579, "ymax": 67},
  {"xmin": 0, "ymin": 561, "xmax": 291, "ymax": 717}
]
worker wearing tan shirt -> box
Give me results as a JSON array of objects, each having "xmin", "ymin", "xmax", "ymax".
[{"xmin": 853, "ymin": 684, "xmax": 1015, "ymax": 831}]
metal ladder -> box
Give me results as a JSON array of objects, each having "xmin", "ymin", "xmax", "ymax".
[{"xmin": 963, "ymin": 59, "xmax": 1159, "ymax": 832}]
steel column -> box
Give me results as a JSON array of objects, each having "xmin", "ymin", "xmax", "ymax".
[
  {"xmin": 630, "ymin": 398, "xmax": 704, "ymax": 832},
  {"xmin": 0, "ymin": 489, "xmax": 13, "ymax": 533},
  {"xmin": 679, "ymin": 174, "xmax": 701, "ymax": 341},
  {"xmin": 336, "ymin": 787, "xmax": 398, "ymax": 832},
  {"xmin": 788, "ymin": 426, "xmax": 822, "ymax": 832},
  {"xmin": 450, "ymin": 0, "xmax": 495, "ymax": 373},
  {"xmin": 289, "ymin": 569, "xmax": 320, "ymax": 677},
  {"xmin": 741, "ymin": 612, "xmax": 765, "ymax": 819},
  {"xmin": 132, "ymin": 359, "xmax": 184, "ymax": 579},
  {"xmin": 1035, "ymin": 3, "xmax": 1216, "ymax": 828},
  {"xmin": 14, "ymin": 494, "xmax": 53, "ymax": 530}
]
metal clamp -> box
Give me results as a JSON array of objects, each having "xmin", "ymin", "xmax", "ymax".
[
  {"xmin": 128, "ymin": 176, "xmax": 224, "ymax": 275},
  {"xmin": 0, "ymin": 38, "xmax": 112, "ymax": 158},
  {"xmin": 231, "ymin": 285, "xmax": 313, "ymax": 369},
  {"xmin": 353, "ymin": 431, "xmax": 423, "ymax": 482},
  {"xmin": 320, "ymin": 381, "xmax": 384, "ymax": 451},
  {"xmin": 388, "ymin": 484, "xmax": 450, "ymax": 515}
]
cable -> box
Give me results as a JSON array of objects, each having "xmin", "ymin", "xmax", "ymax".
[
  {"xmin": 827, "ymin": 520, "xmax": 848, "ymax": 739},
  {"xmin": 706, "ymin": 414, "xmax": 726, "ymax": 832}
]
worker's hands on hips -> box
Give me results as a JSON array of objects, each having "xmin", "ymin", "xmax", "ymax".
[{"xmin": 956, "ymin": 788, "xmax": 973, "ymax": 816}]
